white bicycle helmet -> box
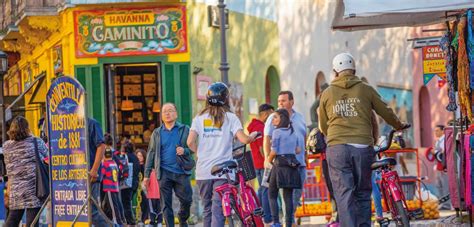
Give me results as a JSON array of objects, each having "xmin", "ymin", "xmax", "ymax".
[{"xmin": 332, "ymin": 53, "xmax": 355, "ymax": 73}]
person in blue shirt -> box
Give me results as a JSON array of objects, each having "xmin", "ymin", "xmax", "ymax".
[
  {"xmin": 144, "ymin": 103, "xmax": 193, "ymax": 227},
  {"xmin": 264, "ymin": 91, "xmax": 307, "ymax": 224},
  {"xmin": 267, "ymin": 109, "xmax": 303, "ymax": 227},
  {"xmin": 87, "ymin": 118, "xmax": 108, "ymax": 226}
]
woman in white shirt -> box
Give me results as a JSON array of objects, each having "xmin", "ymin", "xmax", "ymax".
[{"xmin": 187, "ymin": 82, "xmax": 258, "ymax": 227}]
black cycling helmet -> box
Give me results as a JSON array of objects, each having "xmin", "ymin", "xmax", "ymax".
[{"xmin": 207, "ymin": 82, "xmax": 229, "ymax": 106}]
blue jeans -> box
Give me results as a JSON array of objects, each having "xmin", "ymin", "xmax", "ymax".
[
  {"xmin": 256, "ymin": 169, "xmax": 272, "ymax": 223},
  {"xmin": 294, "ymin": 167, "xmax": 306, "ymax": 207},
  {"xmin": 92, "ymin": 182, "xmax": 108, "ymax": 226},
  {"xmin": 197, "ymin": 179, "xmax": 227, "ymax": 227},
  {"xmin": 327, "ymin": 145, "xmax": 374, "ymax": 227},
  {"xmin": 372, "ymin": 171, "xmax": 383, "ymax": 218}
]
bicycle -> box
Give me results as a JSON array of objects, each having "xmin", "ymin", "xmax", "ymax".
[
  {"xmin": 211, "ymin": 144, "xmax": 264, "ymax": 227},
  {"xmin": 372, "ymin": 125, "xmax": 412, "ymax": 227}
]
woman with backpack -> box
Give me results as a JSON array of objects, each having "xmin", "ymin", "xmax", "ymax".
[{"xmin": 267, "ymin": 109, "xmax": 303, "ymax": 227}]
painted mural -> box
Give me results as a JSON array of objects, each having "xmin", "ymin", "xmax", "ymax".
[{"xmin": 377, "ymin": 86, "xmax": 414, "ymax": 147}]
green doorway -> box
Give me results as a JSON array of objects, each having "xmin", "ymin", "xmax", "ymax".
[{"xmin": 265, "ymin": 66, "xmax": 280, "ymax": 107}]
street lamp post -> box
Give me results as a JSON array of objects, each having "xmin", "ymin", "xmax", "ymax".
[
  {"xmin": 0, "ymin": 51, "xmax": 7, "ymax": 145},
  {"xmin": 218, "ymin": 0, "xmax": 229, "ymax": 84}
]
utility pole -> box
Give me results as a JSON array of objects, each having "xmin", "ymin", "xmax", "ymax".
[{"xmin": 218, "ymin": 0, "xmax": 229, "ymax": 84}]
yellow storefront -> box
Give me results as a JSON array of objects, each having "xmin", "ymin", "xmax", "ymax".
[{"xmin": 1, "ymin": 2, "xmax": 192, "ymax": 146}]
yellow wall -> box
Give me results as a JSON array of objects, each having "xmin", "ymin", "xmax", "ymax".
[
  {"xmin": 2, "ymin": 1, "xmax": 279, "ymax": 134},
  {"xmin": 3, "ymin": 2, "xmax": 189, "ymax": 135},
  {"xmin": 187, "ymin": 2, "xmax": 280, "ymax": 125}
]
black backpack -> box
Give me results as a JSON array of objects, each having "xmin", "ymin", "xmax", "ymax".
[{"xmin": 306, "ymin": 128, "xmax": 327, "ymax": 154}]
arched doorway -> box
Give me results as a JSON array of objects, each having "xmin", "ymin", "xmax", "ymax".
[
  {"xmin": 419, "ymin": 86, "xmax": 432, "ymax": 147},
  {"xmin": 309, "ymin": 71, "xmax": 327, "ymax": 130},
  {"xmin": 315, "ymin": 71, "xmax": 327, "ymax": 98},
  {"xmin": 265, "ymin": 66, "xmax": 280, "ymax": 107}
]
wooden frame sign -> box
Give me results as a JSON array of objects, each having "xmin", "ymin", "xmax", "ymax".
[{"xmin": 74, "ymin": 5, "xmax": 187, "ymax": 58}]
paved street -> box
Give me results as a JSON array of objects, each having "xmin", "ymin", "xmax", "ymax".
[{"xmin": 182, "ymin": 211, "xmax": 472, "ymax": 226}]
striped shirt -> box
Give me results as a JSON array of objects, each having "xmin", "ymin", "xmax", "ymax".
[
  {"xmin": 101, "ymin": 160, "xmax": 120, "ymax": 192},
  {"xmin": 3, "ymin": 137, "xmax": 48, "ymax": 209}
]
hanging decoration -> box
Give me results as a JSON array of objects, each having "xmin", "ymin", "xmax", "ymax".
[
  {"xmin": 456, "ymin": 17, "xmax": 472, "ymax": 121},
  {"xmin": 423, "ymin": 74, "xmax": 436, "ymax": 85},
  {"xmin": 467, "ymin": 10, "xmax": 474, "ymax": 90},
  {"xmin": 441, "ymin": 23, "xmax": 457, "ymax": 111},
  {"xmin": 438, "ymin": 76, "xmax": 447, "ymax": 88}
]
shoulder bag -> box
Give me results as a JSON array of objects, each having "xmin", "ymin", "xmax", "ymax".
[{"xmin": 33, "ymin": 138, "xmax": 50, "ymax": 201}]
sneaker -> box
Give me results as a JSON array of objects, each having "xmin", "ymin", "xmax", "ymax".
[{"xmin": 376, "ymin": 217, "xmax": 390, "ymax": 227}]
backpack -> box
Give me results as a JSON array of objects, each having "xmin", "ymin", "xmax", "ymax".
[
  {"xmin": 306, "ymin": 127, "xmax": 327, "ymax": 154},
  {"xmin": 118, "ymin": 154, "xmax": 133, "ymax": 190},
  {"xmin": 112, "ymin": 150, "xmax": 129, "ymax": 181}
]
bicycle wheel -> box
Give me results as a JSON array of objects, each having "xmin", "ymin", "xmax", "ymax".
[
  {"xmin": 246, "ymin": 188, "xmax": 264, "ymax": 227},
  {"xmin": 394, "ymin": 200, "xmax": 410, "ymax": 227},
  {"xmin": 228, "ymin": 198, "xmax": 244, "ymax": 227}
]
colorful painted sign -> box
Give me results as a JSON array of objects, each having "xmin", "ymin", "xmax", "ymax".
[
  {"xmin": 422, "ymin": 45, "xmax": 446, "ymax": 85},
  {"xmin": 47, "ymin": 76, "xmax": 89, "ymax": 226},
  {"xmin": 377, "ymin": 86, "xmax": 414, "ymax": 147},
  {"xmin": 53, "ymin": 44, "xmax": 63, "ymax": 76},
  {"xmin": 74, "ymin": 6, "xmax": 187, "ymax": 58}
]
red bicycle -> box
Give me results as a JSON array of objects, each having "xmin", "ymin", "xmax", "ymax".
[
  {"xmin": 372, "ymin": 125, "xmax": 412, "ymax": 227},
  {"xmin": 211, "ymin": 144, "xmax": 264, "ymax": 227}
]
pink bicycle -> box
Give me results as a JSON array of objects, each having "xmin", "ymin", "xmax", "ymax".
[
  {"xmin": 372, "ymin": 125, "xmax": 413, "ymax": 227},
  {"xmin": 211, "ymin": 144, "xmax": 264, "ymax": 227}
]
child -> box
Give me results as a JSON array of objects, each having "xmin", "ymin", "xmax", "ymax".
[
  {"xmin": 267, "ymin": 109, "xmax": 303, "ymax": 227},
  {"xmin": 101, "ymin": 147, "xmax": 124, "ymax": 226},
  {"xmin": 136, "ymin": 149, "xmax": 163, "ymax": 226},
  {"xmin": 120, "ymin": 141, "xmax": 140, "ymax": 225}
]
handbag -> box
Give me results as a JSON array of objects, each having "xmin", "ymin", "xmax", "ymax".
[
  {"xmin": 273, "ymin": 154, "xmax": 302, "ymax": 189},
  {"xmin": 146, "ymin": 169, "xmax": 160, "ymax": 199},
  {"xmin": 33, "ymin": 138, "xmax": 50, "ymax": 201},
  {"xmin": 275, "ymin": 154, "xmax": 300, "ymax": 169},
  {"xmin": 176, "ymin": 128, "xmax": 195, "ymax": 171}
]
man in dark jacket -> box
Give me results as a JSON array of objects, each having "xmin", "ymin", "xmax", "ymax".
[
  {"xmin": 144, "ymin": 103, "xmax": 193, "ymax": 227},
  {"xmin": 319, "ymin": 53, "xmax": 408, "ymax": 227}
]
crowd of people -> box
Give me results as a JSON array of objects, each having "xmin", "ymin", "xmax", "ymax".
[{"xmin": 1, "ymin": 52, "xmax": 423, "ymax": 227}]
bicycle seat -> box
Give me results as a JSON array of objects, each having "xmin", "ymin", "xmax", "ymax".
[
  {"xmin": 371, "ymin": 157, "xmax": 397, "ymax": 170},
  {"xmin": 211, "ymin": 160, "xmax": 238, "ymax": 176}
]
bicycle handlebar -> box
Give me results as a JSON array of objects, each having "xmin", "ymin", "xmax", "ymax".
[
  {"xmin": 231, "ymin": 132, "xmax": 262, "ymax": 152},
  {"xmin": 374, "ymin": 124, "xmax": 411, "ymax": 154}
]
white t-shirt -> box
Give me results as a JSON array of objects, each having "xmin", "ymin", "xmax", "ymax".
[{"xmin": 190, "ymin": 112, "xmax": 243, "ymax": 180}]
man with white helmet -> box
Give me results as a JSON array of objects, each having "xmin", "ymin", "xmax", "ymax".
[{"xmin": 318, "ymin": 53, "xmax": 408, "ymax": 226}]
